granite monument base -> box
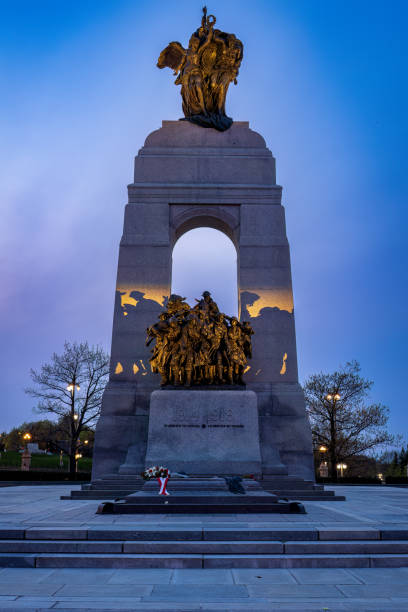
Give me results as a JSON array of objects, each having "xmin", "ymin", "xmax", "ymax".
[
  {"xmin": 144, "ymin": 389, "xmax": 262, "ymax": 475},
  {"xmin": 97, "ymin": 476, "xmax": 306, "ymax": 514}
]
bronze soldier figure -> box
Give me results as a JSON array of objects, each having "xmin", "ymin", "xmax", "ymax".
[{"xmin": 146, "ymin": 291, "xmax": 254, "ymax": 386}]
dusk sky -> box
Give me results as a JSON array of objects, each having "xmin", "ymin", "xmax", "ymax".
[{"xmin": 1, "ymin": 0, "xmax": 407, "ymax": 442}]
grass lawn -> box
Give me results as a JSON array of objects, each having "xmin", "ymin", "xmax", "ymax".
[{"xmin": 0, "ymin": 451, "xmax": 92, "ymax": 472}]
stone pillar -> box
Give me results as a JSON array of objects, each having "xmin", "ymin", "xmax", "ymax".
[
  {"xmin": 21, "ymin": 449, "xmax": 31, "ymax": 471},
  {"xmin": 92, "ymin": 205, "xmax": 172, "ymax": 477},
  {"xmin": 92, "ymin": 120, "xmax": 314, "ymax": 481}
]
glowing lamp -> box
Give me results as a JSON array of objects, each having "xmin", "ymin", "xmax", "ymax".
[{"xmin": 67, "ymin": 384, "xmax": 80, "ymax": 392}]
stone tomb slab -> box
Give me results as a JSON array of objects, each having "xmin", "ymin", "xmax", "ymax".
[{"xmin": 144, "ymin": 390, "xmax": 262, "ymax": 475}]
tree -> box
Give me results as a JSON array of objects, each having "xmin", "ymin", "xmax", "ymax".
[
  {"xmin": 25, "ymin": 342, "xmax": 109, "ymax": 475},
  {"xmin": 2, "ymin": 420, "xmax": 60, "ymax": 451},
  {"xmin": 303, "ymin": 360, "xmax": 398, "ymax": 480}
]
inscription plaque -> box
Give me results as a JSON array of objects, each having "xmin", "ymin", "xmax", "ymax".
[{"xmin": 145, "ymin": 389, "xmax": 262, "ymax": 475}]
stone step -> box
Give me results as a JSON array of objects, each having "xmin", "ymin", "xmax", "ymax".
[
  {"xmin": 1, "ymin": 551, "xmax": 408, "ymax": 569},
  {"xmin": 89, "ymin": 484, "xmax": 143, "ymax": 490},
  {"xmin": 71, "ymin": 490, "xmax": 136, "ymax": 497},
  {"xmin": 64, "ymin": 490, "xmax": 346, "ymax": 502},
  {"xmin": 89, "ymin": 481, "xmax": 143, "ymax": 486},
  {"xmin": 264, "ymin": 489, "xmax": 335, "ymax": 496},
  {"xmin": 269, "ymin": 495, "xmax": 345, "ymax": 501},
  {"xmin": 0, "ymin": 539, "xmax": 406, "ymax": 555},
  {"xmin": 261, "ymin": 482, "xmax": 321, "ymax": 490},
  {"xmin": 10, "ymin": 527, "xmax": 406, "ymax": 541},
  {"xmin": 98, "ymin": 501, "xmax": 305, "ymax": 514}
]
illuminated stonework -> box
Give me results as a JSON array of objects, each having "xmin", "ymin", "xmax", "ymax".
[
  {"xmin": 280, "ymin": 352, "xmax": 288, "ymax": 375},
  {"xmin": 118, "ymin": 287, "xmax": 168, "ymax": 309},
  {"xmin": 114, "ymin": 362, "xmax": 123, "ymax": 374},
  {"xmin": 242, "ymin": 289, "xmax": 294, "ymax": 318}
]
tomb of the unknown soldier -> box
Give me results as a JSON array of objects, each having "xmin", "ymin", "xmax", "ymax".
[{"xmin": 1, "ymin": 8, "xmax": 407, "ymax": 610}]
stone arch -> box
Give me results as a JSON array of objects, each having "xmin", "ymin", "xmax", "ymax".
[
  {"xmin": 171, "ymin": 226, "xmax": 239, "ymax": 317},
  {"xmin": 170, "ymin": 205, "xmax": 240, "ymax": 314},
  {"xmin": 170, "ymin": 205, "xmax": 240, "ymax": 250}
]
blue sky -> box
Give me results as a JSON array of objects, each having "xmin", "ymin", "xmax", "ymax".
[{"xmin": 1, "ymin": 0, "xmax": 407, "ymax": 442}]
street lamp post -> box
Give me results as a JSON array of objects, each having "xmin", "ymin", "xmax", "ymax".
[
  {"xmin": 336, "ymin": 463, "xmax": 347, "ymax": 478},
  {"xmin": 326, "ymin": 392, "xmax": 341, "ymax": 480},
  {"xmin": 21, "ymin": 432, "xmax": 32, "ymax": 471},
  {"xmin": 22, "ymin": 432, "xmax": 32, "ymax": 448},
  {"xmin": 318, "ymin": 445, "xmax": 328, "ymax": 477},
  {"xmin": 74, "ymin": 453, "xmax": 82, "ymax": 473},
  {"xmin": 67, "ymin": 379, "xmax": 80, "ymax": 475}
]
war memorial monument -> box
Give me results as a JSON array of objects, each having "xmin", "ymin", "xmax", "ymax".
[
  {"xmin": 3, "ymin": 12, "xmax": 408, "ymax": 606},
  {"xmin": 88, "ymin": 8, "xmax": 331, "ymax": 510}
]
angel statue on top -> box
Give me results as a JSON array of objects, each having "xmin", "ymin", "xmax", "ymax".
[{"xmin": 157, "ymin": 7, "xmax": 244, "ymax": 132}]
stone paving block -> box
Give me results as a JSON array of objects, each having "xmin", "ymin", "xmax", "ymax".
[
  {"xmin": 171, "ymin": 568, "xmax": 233, "ymax": 583},
  {"xmin": 203, "ymin": 528, "xmax": 317, "ymax": 541},
  {"xmin": 123, "ymin": 540, "xmax": 283, "ymax": 554},
  {"xmin": 232, "ymin": 568, "xmax": 296, "ymax": 584},
  {"xmin": 285, "ymin": 540, "xmax": 408, "ymax": 554},
  {"xmin": 247, "ymin": 584, "xmax": 345, "ymax": 598},
  {"xmin": 53, "ymin": 602, "xmax": 200, "ymax": 610},
  {"xmin": 88, "ymin": 528, "xmax": 202, "ymax": 541},
  {"xmin": 25, "ymin": 528, "xmax": 88, "ymax": 540},
  {"xmin": 36, "ymin": 554, "xmax": 203, "ymax": 569},
  {"xmin": 48, "ymin": 599, "xmax": 144, "ymax": 610},
  {"xmin": 47, "ymin": 603, "xmax": 403, "ymax": 612},
  {"xmin": 0, "ymin": 540, "xmax": 123, "ymax": 554},
  {"xmin": 204, "ymin": 555, "xmax": 285, "ymax": 569},
  {"xmin": 203, "ymin": 554, "xmax": 373, "ymax": 569},
  {"xmin": 56, "ymin": 584, "xmax": 152, "ymax": 597},
  {"xmin": 0, "ymin": 596, "xmax": 17, "ymax": 600},
  {"xmin": 38, "ymin": 568, "xmax": 116, "ymax": 584},
  {"xmin": 370, "ymin": 555, "xmax": 408, "ymax": 567},
  {"xmin": 0, "ymin": 583, "xmax": 62, "ymax": 596},
  {"xmin": 198, "ymin": 604, "xmax": 406, "ymax": 611},
  {"xmin": 283, "ymin": 555, "xmax": 371, "ymax": 569},
  {"xmin": 108, "ymin": 568, "xmax": 173, "ymax": 584},
  {"xmin": 0, "ymin": 568, "xmax": 54, "ymax": 582},
  {"xmin": 339, "ymin": 584, "xmax": 408, "ymax": 598},
  {"xmin": 0, "ymin": 529, "xmax": 25, "ymax": 540},
  {"xmin": 318, "ymin": 528, "xmax": 380, "ymax": 540},
  {"xmin": 288, "ymin": 568, "xmax": 361, "ymax": 584},
  {"xmin": 148, "ymin": 584, "xmax": 249, "ymax": 601},
  {"xmin": 0, "ymin": 597, "xmax": 56, "ymax": 608},
  {"xmin": 381, "ymin": 529, "xmax": 408, "ymax": 540},
  {"xmin": 348, "ymin": 567, "xmax": 408, "ymax": 583},
  {"xmin": 0, "ymin": 554, "xmax": 35, "ymax": 568}
]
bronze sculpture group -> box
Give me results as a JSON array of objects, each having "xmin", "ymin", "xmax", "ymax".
[
  {"xmin": 157, "ymin": 7, "xmax": 243, "ymax": 132},
  {"xmin": 146, "ymin": 292, "xmax": 254, "ymax": 387}
]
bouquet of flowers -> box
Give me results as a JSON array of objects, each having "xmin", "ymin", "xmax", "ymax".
[
  {"xmin": 141, "ymin": 465, "xmax": 170, "ymax": 480},
  {"xmin": 141, "ymin": 465, "xmax": 170, "ymax": 496}
]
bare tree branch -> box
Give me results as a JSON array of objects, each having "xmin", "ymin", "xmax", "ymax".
[
  {"xmin": 303, "ymin": 360, "xmax": 398, "ymax": 480},
  {"xmin": 25, "ymin": 341, "xmax": 109, "ymax": 475}
]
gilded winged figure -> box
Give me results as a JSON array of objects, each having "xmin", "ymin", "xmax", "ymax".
[{"xmin": 157, "ymin": 7, "xmax": 243, "ymax": 132}]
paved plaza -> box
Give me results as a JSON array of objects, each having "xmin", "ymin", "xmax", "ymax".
[{"xmin": 0, "ymin": 484, "xmax": 408, "ymax": 610}]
